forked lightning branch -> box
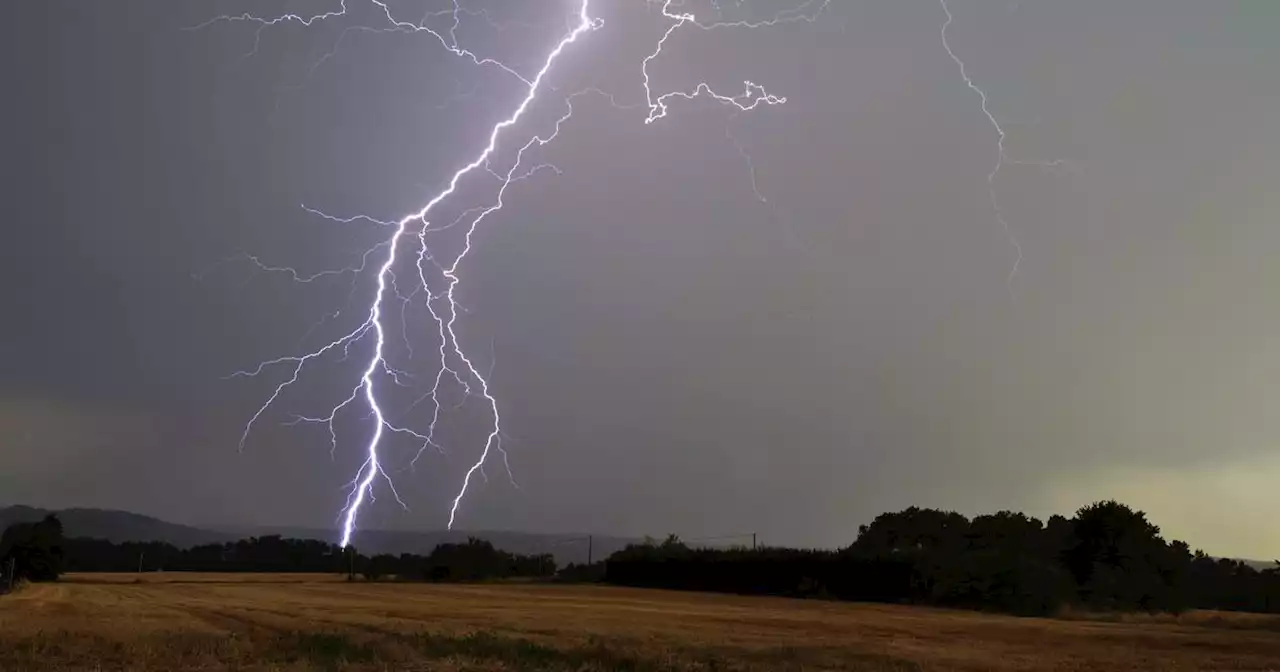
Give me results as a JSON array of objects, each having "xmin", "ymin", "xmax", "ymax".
[{"xmin": 204, "ymin": 1, "xmax": 829, "ymax": 547}]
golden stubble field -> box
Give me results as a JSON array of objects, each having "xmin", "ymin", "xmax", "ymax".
[{"xmin": 2, "ymin": 574, "xmax": 1279, "ymax": 671}]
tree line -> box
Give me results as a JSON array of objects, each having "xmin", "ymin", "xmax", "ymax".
[
  {"xmin": 4, "ymin": 501, "xmax": 1278, "ymax": 617},
  {"xmin": 606, "ymin": 501, "xmax": 1280, "ymax": 615},
  {"xmin": 0, "ymin": 520, "xmax": 556, "ymax": 588}
]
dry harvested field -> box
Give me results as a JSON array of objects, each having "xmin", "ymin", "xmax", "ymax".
[{"xmin": 2, "ymin": 574, "xmax": 1279, "ymax": 671}]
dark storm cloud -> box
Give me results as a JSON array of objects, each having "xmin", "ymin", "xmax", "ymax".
[{"xmin": 2, "ymin": 1, "xmax": 1277, "ymax": 557}]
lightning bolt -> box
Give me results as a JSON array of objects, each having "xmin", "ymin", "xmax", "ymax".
[
  {"xmin": 937, "ymin": 0, "xmax": 1067, "ymax": 298},
  {"xmin": 204, "ymin": 0, "xmax": 823, "ymax": 548}
]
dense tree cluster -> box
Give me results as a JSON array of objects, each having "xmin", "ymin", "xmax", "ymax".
[
  {"xmin": 552, "ymin": 561, "xmax": 607, "ymax": 583},
  {"xmin": 62, "ymin": 536, "xmax": 346, "ymax": 574},
  {"xmin": 52, "ymin": 535, "xmax": 556, "ymax": 582},
  {"xmin": 363, "ymin": 538, "xmax": 557, "ymax": 581},
  {"xmin": 605, "ymin": 502, "xmax": 1280, "ymax": 616},
  {"xmin": 1, "ymin": 514, "xmax": 65, "ymax": 588},
  {"xmin": 605, "ymin": 534, "xmax": 913, "ymax": 602}
]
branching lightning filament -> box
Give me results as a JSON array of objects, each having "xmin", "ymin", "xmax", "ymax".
[
  {"xmin": 205, "ymin": 0, "xmax": 825, "ymax": 547},
  {"xmin": 937, "ymin": 0, "xmax": 1067, "ymax": 297}
]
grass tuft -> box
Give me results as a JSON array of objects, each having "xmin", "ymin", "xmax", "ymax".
[{"xmin": 286, "ymin": 631, "xmax": 379, "ymax": 667}]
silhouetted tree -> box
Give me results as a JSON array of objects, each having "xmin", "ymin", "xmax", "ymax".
[
  {"xmin": 923, "ymin": 511, "xmax": 1073, "ymax": 615},
  {"xmin": 1063, "ymin": 500, "xmax": 1185, "ymax": 611},
  {"xmin": 422, "ymin": 538, "xmax": 555, "ymax": 581},
  {"xmin": 362, "ymin": 553, "xmax": 397, "ymax": 581},
  {"xmin": 1, "ymin": 514, "xmax": 65, "ymax": 584},
  {"xmin": 850, "ymin": 507, "xmax": 970, "ymax": 557},
  {"xmin": 555, "ymin": 561, "xmax": 606, "ymax": 583},
  {"xmin": 848, "ymin": 508, "xmax": 971, "ymax": 603}
]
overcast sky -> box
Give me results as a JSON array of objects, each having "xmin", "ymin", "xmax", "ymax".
[{"xmin": 2, "ymin": 0, "xmax": 1277, "ymax": 558}]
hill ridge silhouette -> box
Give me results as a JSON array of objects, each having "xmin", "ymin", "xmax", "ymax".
[{"xmin": 0, "ymin": 505, "xmax": 640, "ymax": 566}]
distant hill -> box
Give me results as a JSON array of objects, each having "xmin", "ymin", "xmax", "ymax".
[
  {"xmin": 0, "ymin": 505, "xmax": 232, "ymax": 548},
  {"xmin": 0, "ymin": 505, "xmax": 642, "ymax": 567},
  {"xmin": 1226, "ymin": 557, "xmax": 1279, "ymax": 572}
]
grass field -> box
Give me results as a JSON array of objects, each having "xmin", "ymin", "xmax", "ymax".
[{"xmin": 3, "ymin": 574, "xmax": 1279, "ymax": 671}]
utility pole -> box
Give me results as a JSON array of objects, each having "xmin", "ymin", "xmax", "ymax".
[
  {"xmin": 752, "ymin": 533, "xmax": 757, "ymax": 550},
  {"xmin": 587, "ymin": 535, "xmax": 593, "ymax": 565},
  {"xmin": 6, "ymin": 557, "xmax": 15, "ymax": 592}
]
